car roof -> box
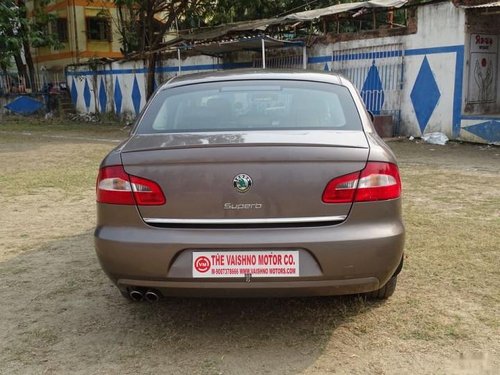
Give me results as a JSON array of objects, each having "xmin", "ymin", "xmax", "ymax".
[{"xmin": 161, "ymin": 69, "xmax": 344, "ymax": 90}]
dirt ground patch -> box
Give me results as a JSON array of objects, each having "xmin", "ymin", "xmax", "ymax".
[{"xmin": 0, "ymin": 125, "xmax": 498, "ymax": 374}]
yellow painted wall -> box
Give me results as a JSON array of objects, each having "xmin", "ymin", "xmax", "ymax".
[
  {"xmin": 32, "ymin": 0, "xmax": 123, "ymax": 71},
  {"xmin": 37, "ymin": 8, "xmax": 70, "ymax": 59}
]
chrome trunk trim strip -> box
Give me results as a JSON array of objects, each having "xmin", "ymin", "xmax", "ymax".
[{"xmin": 143, "ymin": 216, "xmax": 347, "ymax": 225}]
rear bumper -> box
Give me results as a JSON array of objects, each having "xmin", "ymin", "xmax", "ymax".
[
  {"xmin": 95, "ymin": 200, "xmax": 405, "ymax": 297},
  {"xmin": 116, "ymin": 277, "xmax": 380, "ymax": 298}
]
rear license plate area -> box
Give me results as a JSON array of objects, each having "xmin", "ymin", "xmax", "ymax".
[{"xmin": 192, "ymin": 250, "xmax": 299, "ymax": 278}]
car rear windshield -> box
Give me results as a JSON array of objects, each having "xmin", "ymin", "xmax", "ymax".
[{"xmin": 136, "ymin": 80, "xmax": 363, "ymax": 134}]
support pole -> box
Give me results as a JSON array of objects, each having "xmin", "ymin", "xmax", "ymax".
[
  {"xmin": 72, "ymin": 0, "xmax": 80, "ymax": 63},
  {"xmin": 177, "ymin": 48, "xmax": 182, "ymax": 75},
  {"xmin": 302, "ymin": 45, "xmax": 307, "ymax": 70},
  {"xmin": 261, "ymin": 38, "xmax": 266, "ymax": 69}
]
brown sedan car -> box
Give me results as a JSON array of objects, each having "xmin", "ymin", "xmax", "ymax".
[{"xmin": 95, "ymin": 70, "xmax": 404, "ymax": 302}]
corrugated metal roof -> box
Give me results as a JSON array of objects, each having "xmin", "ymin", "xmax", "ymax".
[
  {"xmin": 190, "ymin": 36, "xmax": 303, "ymax": 55},
  {"xmin": 285, "ymin": 0, "xmax": 408, "ymax": 21},
  {"xmin": 169, "ymin": 0, "xmax": 408, "ymax": 44},
  {"xmin": 457, "ymin": 1, "xmax": 500, "ymax": 8}
]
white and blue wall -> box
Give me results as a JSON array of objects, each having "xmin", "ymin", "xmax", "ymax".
[
  {"xmin": 67, "ymin": 1, "xmax": 500, "ymax": 144},
  {"xmin": 68, "ymin": 56, "xmax": 221, "ymax": 117},
  {"xmin": 309, "ymin": 2, "xmax": 499, "ymax": 144}
]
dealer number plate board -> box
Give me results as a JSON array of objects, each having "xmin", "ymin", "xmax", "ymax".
[{"xmin": 192, "ymin": 251, "xmax": 299, "ymax": 278}]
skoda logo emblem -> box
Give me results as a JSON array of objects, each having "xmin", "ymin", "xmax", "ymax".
[{"xmin": 233, "ymin": 174, "xmax": 252, "ymax": 193}]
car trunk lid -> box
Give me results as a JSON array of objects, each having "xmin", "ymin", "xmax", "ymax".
[{"xmin": 120, "ymin": 130, "xmax": 369, "ymax": 225}]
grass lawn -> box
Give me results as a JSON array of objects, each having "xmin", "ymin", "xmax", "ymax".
[{"xmin": 0, "ymin": 120, "xmax": 498, "ymax": 374}]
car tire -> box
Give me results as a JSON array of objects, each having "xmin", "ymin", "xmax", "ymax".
[{"xmin": 366, "ymin": 275, "xmax": 398, "ymax": 299}]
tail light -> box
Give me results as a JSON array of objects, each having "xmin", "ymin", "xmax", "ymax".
[
  {"xmin": 96, "ymin": 165, "xmax": 166, "ymax": 205},
  {"xmin": 322, "ymin": 162, "xmax": 401, "ymax": 203}
]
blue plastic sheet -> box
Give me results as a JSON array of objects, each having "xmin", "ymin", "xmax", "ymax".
[{"xmin": 4, "ymin": 96, "xmax": 44, "ymax": 115}]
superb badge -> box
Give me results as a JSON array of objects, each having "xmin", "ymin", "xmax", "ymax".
[{"xmin": 233, "ymin": 174, "xmax": 252, "ymax": 193}]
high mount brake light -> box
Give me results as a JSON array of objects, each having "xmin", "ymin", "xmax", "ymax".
[
  {"xmin": 96, "ymin": 165, "xmax": 166, "ymax": 206},
  {"xmin": 322, "ymin": 162, "xmax": 401, "ymax": 203}
]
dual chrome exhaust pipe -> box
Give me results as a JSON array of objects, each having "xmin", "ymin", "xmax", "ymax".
[{"xmin": 128, "ymin": 288, "xmax": 161, "ymax": 302}]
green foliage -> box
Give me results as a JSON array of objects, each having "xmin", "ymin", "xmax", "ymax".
[
  {"xmin": 0, "ymin": 0, "xmax": 61, "ymax": 71},
  {"xmin": 0, "ymin": 1, "xmax": 20, "ymax": 70},
  {"xmin": 174, "ymin": 0, "xmax": 336, "ymax": 28},
  {"xmin": 202, "ymin": 0, "xmax": 318, "ymax": 25}
]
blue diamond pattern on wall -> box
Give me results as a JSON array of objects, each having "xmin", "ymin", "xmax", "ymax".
[
  {"xmin": 131, "ymin": 76, "xmax": 142, "ymax": 115},
  {"xmin": 410, "ymin": 56, "xmax": 441, "ymax": 134},
  {"xmin": 463, "ymin": 120, "xmax": 500, "ymax": 143},
  {"xmin": 114, "ymin": 78, "xmax": 123, "ymax": 114},
  {"xmin": 98, "ymin": 77, "xmax": 107, "ymax": 113},
  {"xmin": 70, "ymin": 78, "xmax": 78, "ymax": 105},
  {"xmin": 83, "ymin": 79, "xmax": 91, "ymax": 110},
  {"xmin": 361, "ymin": 61, "xmax": 384, "ymax": 115}
]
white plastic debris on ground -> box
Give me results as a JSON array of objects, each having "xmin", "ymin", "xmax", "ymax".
[
  {"xmin": 69, "ymin": 113, "xmax": 99, "ymax": 123},
  {"xmin": 422, "ymin": 132, "xmax": 449, "ymax": 145}
]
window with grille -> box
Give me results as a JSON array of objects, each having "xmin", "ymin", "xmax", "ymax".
[
  {"xmin": 86, "ymin": 17, "xmax": 112, "ymax": 41},
  {"xmin": 52, "ymin": 18, "xmax": 68, "ymax": 42}
]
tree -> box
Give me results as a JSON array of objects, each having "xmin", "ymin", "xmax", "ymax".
[
  {"xmin": 112, "ymin": 0, "xmax": 200, "ymax": 100},
  {"xmin": 203, "ymin": 0, "xmax": 318, "ymax": 25},
  {"xmin": 0, "ymin": 0, "xmax": 61, "ymax": 91},
  {"xmin": 0, "ymin": 2, "xmax": 20, "ymax": 75}
]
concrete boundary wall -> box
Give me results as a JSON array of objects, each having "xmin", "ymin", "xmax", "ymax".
[
  {"xmin": 308, "ymin": 2, "xmax": 472, "ymax": 141},
  {"xmin": 66, "ymin": 55, "xmax": 251, "ymax": 117},
  {"xmin": 66, "ymin": 2, "xmax": 499, "ymax": 144}
]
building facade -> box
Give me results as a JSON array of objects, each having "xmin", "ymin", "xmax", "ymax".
[{"xmin": 27, "ymin": 0, "xmax": 123, "ymax": 80}]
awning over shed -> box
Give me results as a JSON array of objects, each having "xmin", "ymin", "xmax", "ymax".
[
  {"xmin": 188, "ymin": 36, "xmax": 304, "ymax": 55},
  {"xmin": 176, "ymin": 20, "xmax": 279, "ymax": 42},
  {"xmin": 156, "ymin": 0, "xmax": 408, "ymax": 71},
  {"xmin": 453, "ymin": 0, "xmax": 500, "ymax": 9},
  {"xmin": 284, "ymin": 0, "xmax": 408, "ymax": 21},
  {"xmin": 455, "ymin": 0, "xmax": 500, "ymax": 7},
  {"xmin": 169, "ymin": 0, "xmax": 408, "ymax": 45}
]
